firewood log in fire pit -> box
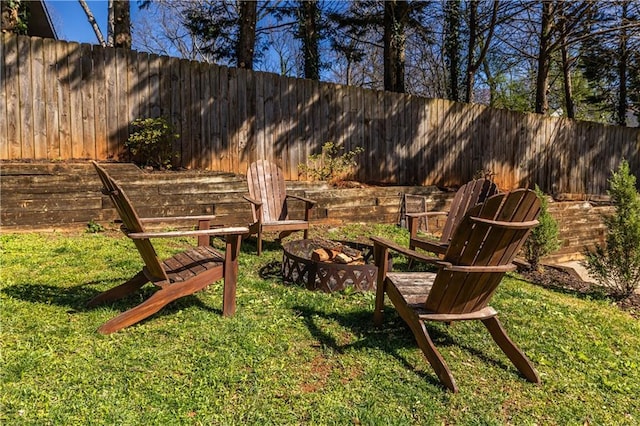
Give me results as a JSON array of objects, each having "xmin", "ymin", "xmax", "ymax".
[{"xmin": 310, "ymin": 237, "xmax": 364, "ymax": 264}]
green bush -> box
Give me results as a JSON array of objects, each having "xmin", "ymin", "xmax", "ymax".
[
  {"xmin": 125, "ymin": 117, "xmax": 179, "ymax": 170},
  {"xmin": 298, "ymin": 141, "xmax": 363, "ymax": 183},
  {"xmin": 584, "ymin": 160, "xmax": 640, "ymax": 299},
  {"xmin": 523, "ymin": 185, "xmax": 561, "ymax": 270},
  {"xmin": 85, "ymin": 220, "xmax": 105, "ymax": 234}
]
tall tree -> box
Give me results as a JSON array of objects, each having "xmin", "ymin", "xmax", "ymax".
[
  {"xmin": 328, "ymin": 0, "xmax": 430, "ymax": 92},
  {"xmin": 272, "ymin": 0, "xmax": 323, "ymax": 80},
  {"xmin": 464, "ymin": 0, "xmax": 499, "ymax": 103},
  {"xmin": 237, "ymin": 0, "xmax": 257, "ymax": 69},
  {"xmin": 299, "ymin": 0, "xmax": 320, "ymax": 79},
  {"xmin": 383, "ymin": 0, "xmax": 409, "ymax": 92},
  {"xmin": 534, "ymin": 1, "xmax": 595, "ymax": 114},
  {"xmin": 184, "ymin": 0, "xmax": 267, "ymax": 69},
  {"xmin": 444, "ymin": 0, "xmax": 462, "ymax": 101},
  {"xmin": 580, "ymin": 1, "xmax": 640, "ymax": 126},
  {"xmin": 112, "ymin": 0, "xmax": 131, "ymax": 49},
  {"xmin": 534, "ymin": 0, "xmax": 553, "ymax": 114}
]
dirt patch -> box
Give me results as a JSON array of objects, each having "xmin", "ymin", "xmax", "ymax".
[{"xmin": 519, "ymin": 265, "xmax": 640, "ymax": 319}]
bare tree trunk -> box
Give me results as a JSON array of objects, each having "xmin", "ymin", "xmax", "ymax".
[
  {"xmin": 535, "ymin": 0, "xmax": 553, "ymax": 114},
  {"xmin": 113, "ymin": 0, "xmax": 131, "ymax": 49},
  {"xmin": 237, "ymin": 0, "xmax": 257, "ymax": 69},
  {"xmin": 464, "ymin": 0, "xmax": 499, "ymax": 103},
  {"xmin": 559, "ymin": 4, "xmax": 574, "ymax": 119},
  {"xmin": 561, "ymin": 43, "xmax": 574, "ymax": 119},
  {"xmin": 78, "ymin": 0, "xmax": 106, "ymax": 47},
  {"xmin": 617, "ymin": 0, "xmax": 629, "ymax": 126},
  {"xmin": 445, "ymin": 0, "xmax": 461, "ymax": 101},
  {"xmin": 465, "ymin": 1, "xmax": 478, "ymax": 103},
  {"xmin": 383, "ymin": 0, "xmax": 408, "ymax": 93},
  {"xmin": 300, "ymin": 0, "xmax": 320, "ymax": 80},
  {"xmin": 107, "ymin": 0, "xmax": 114, "ymax": 46}
]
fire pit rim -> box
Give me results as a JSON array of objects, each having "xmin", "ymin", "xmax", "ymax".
[{"xmin": 281, "ymin": 238, "xmax": 392, "ymax": 293}]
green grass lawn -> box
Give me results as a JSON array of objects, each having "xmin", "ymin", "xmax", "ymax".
[{"xmin": 1, "ymin": 224, "xmax": 639, "ymax": 425}]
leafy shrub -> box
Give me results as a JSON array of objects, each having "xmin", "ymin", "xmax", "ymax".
[
  {"xmin": 298, "ymin": 141, "xmax": 363, "ymax": 183},
  {"xmin": 86, "ymin": 220, "xmax": 105, "ymax": 233},
  {"xmin": 584, "ymin": 160, "xmax": 640, "ymax": 299},
  {"xmin": 125, "ymin": 117, "xmax": 179, "ymax": 170},
  {"xmin": 523, "ymin": 185, "xmax": 561, "ymax": 271}
]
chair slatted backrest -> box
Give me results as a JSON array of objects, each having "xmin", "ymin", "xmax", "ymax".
[
  {"xmin": 247, "ymin": 160, "xmax": 288, "ymax": 223},
  {"xmin": 92, "ymin": 162, "xmax": 168, "ymax": 282},
  {"xmin": 425, "ymin": 189, "xmax": 540, "ymax": 314},
  {"xmin": 440, "ymin": 179, "xmax": 499, "ymax": 245}
]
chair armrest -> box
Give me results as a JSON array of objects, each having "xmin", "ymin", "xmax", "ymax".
[
  {"xmin": 243, "ymin": 195, "xmax": 262, "ymax": 206},
  {"xmin": 127, "ymin": 226, "xmax": 249, "ymax": 240},
  {"xmin": 410, "ymin": 236, "xmax": 447, "ymax": 255},
  {"xmin": 370, "ymin": 236, "xmax": 451, "ymax": 268},
  {"xmin": 286, "ymin": 194, "xmax": 317, "ymax": 206},
  {"xmin": 405, "ymin": 211, "xmax": 447, "ymax": 219},
  {"xmin": 138, "ymin": 215, "xmax": 217, "ymax": 223},
  {"xmin": 443, "ymin": 264, "xmax": 517, "ymax": 273}
]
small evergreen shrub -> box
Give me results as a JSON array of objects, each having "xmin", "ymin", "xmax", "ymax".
[
  {"xmin": 86, "ymin": 220, "xmax": 105, "ymax": 233},
  {"xmin": 523, "ymin": 185, "xmax": 561, "ymax": 270},
  {"xmin": 298, "ymin": 141, "xmax": 363, "ymax": 183},
  {"xmin": 125, "ymin": 117, "xmax": 179, "ymax": 170},
  {"xmin": 584, "ymin": 160, "xmax": 640, "ymax": 299}
]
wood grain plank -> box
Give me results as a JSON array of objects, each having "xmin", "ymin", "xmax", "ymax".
[
  {"xmin": 167, "ymin": 56, "xmax": 182, "ymax": 167},
  {"xmin": 200, "ymin": 61, "xmax": 212, "ymax": 170},
  {"xmin": 2, "ymin": 34, "xmax": 20, "ymax": 159},
  {"xmin": 93, "ymin": 44, "xmax": 108, "ymax": 159},
  {"xmin": 103, "ymin": 45, "xmax": 118, "ymax": 159},
  {"xmin": 0, "ymin": 34, "xmax": 6, "ymax": 159},
  {"xmin": 17, "ymin": 36, "xmax": 34, "ymax": 158},
  {"xmin": 80, "ymin": 43, "xmax": 96, "ymax": 158},
  {"xmin": 179, "ymin": 58, "xmax": 192, "ymax": 168},
  {"xmin": 209, "ymin": 63, "xmax": 221, "ymax": 170},
  {"xmin": 30, "ymin": 37, "xmax": 47, "ymax": 159},
  {"xmin": 43, "ymin": 38, "xmax": 60, "ymax": 159},
  {"xmin": 115, "ymin": 47, "xmax": 128, "ymax": 160},
  {"xmin": 218, "ymin": 65, "xmax": 230, "ymax": 172}
]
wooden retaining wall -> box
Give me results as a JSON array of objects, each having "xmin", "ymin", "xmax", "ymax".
[{"xmin": 0, "ymin": 162, "xmax": 611, "ymax": 263}]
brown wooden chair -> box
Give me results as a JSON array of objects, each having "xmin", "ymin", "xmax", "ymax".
[
  {"xmin": 88, "ymin": 161, "xmax": 249, "ymax": 334},
  {"xmin": 407, "ymin": 178, "xmax": 499, "ymax": 256},
  {"xmin": 244, "ymin": 160, "xmax": 317, "ymax": 255},
  {"xmin": 372, "ymin": 189, "xmax": 541, "ymax": 392}
]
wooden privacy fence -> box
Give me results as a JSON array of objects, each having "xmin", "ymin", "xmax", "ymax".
[{"xmin": 2, "ymin": 34, "xmax": 639, "ymax": 195}]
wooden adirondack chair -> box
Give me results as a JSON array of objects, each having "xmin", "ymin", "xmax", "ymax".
[
  {"xmin": 372, "ymin": 189, "xmax": 541, "ymax": 392},
  {"xmin": 407, "ymin": 178, "xmax": 499, "ymax": 256},
  {"xmin": 244, "ymin": 160, "xmax": 317, "ymax": 255},
  {"xmin": 88, "ymin": 161, "xmax": 249, "ymax": 334}
]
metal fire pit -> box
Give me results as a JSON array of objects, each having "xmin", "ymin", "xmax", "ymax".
[{"xmin": 281, "ymin": 239, "xmax": 391, "ymax": 293}]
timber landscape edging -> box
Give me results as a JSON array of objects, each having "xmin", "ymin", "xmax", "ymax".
[{"xmin": 0, "ymin": 161, "xmax": 612, "ymax": 263}]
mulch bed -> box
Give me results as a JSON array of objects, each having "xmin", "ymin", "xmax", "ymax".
[{"xmin": 518, "ymin": 265, "xmax": 640, "ymax": 319}]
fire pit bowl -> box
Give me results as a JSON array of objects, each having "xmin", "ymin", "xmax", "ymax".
[{"xmin": 281, "ymin": 239, "xmax": 392, "ymax": 293}]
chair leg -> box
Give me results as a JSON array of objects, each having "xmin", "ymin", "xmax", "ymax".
[
  {"xmin": 482, "ymin": 316, "xmax": 541, "ymax": 384},
  {"xmin": 257, "ymin": 231, "xmax": 263, "ymax": 256},
  {"xmin": 86, "ymin": 271, "xmax": 148, "ymax": 307},
  {"xmin": 97, "ymin": 274, "xmax": 215, "ymax": 334},
  {"xmin": 278, "ymin": 230, "xmax": 294, "ymax": 240},
  {"xmin": 222, "ymin": 234, "xmax": 242, "ymax": 317},
  {"xmin": 382, "ymin": 279, "xmax": 457, "ymax": 391},
  {"xmin": 412, "ymin": 320, "xmax": 459, "ymax": 393}
]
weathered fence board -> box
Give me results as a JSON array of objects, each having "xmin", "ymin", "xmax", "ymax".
[{"xmin": 2, "ymin": 34, "xmax": 639, "ymax": 195}]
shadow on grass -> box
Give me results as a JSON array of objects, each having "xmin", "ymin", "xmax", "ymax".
[
  {"xmin": 292, "ymin": 303, "xmax": 522, "ymax": 390},
  {"xmin": 1, "ymin": 280, "xmax": 223, "ymax": 318}
]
